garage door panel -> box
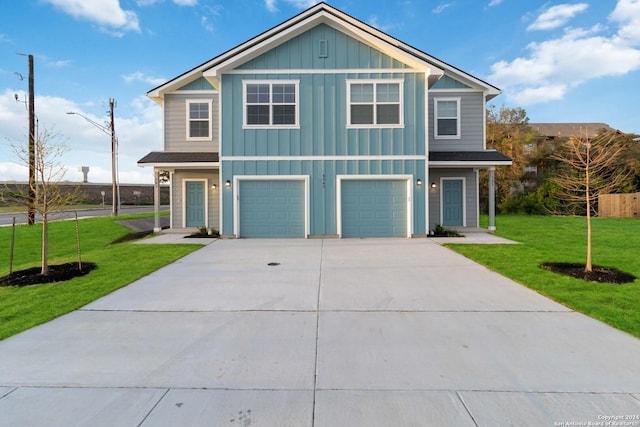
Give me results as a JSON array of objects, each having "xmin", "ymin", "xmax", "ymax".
[
  {"xmin": 341, "ymin": 180, "xmax": 407, "ymax": 238},
  {"xmin": 239, "ymin": 180, "xmax": 305, "ymax": 238}
]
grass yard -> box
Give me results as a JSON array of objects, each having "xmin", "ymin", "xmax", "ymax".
[
  {"xmin": 0, "ymin": 214, "xmax": 201, "ymax": 340},
  {"xmin": 449, "ymin": 215, "xmax": 640, "ymax": 338}
]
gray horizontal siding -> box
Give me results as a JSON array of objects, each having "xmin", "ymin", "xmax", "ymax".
[
  {"xmin": 165, "ymin": 93, "xmax": 219, "ymax": 152},
  {"xmin": 429, "ymin": 91, "xmax": 485, "ymax": 152}
]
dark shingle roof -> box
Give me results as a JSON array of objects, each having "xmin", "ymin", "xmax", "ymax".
[
  {"xmin": 429, "ymin": 151, "xmax": 511, "ymax": 163},
  {"xmin": 138, "ymin": 152, "xmax": 219, "ymax": 164}
]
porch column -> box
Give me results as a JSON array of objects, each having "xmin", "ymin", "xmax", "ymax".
[
  {"xmin": 153, "ymin": 168, "xmax": 161, "ymax": 233},
  {"xmin": 488, "ymin": 167, "xmax": 496, "ymax": 231}
]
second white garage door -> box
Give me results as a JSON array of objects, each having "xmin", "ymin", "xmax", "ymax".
[{"xmin": 341, "ymin": 179, "xmax": 408, "ymax": 238}]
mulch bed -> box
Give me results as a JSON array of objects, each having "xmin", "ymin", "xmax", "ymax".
[
  {"xmin": 540, "ymin": 262, "xmax": 636, "ymax": 284},
  {"xmin": 0, "ymin": 262, "xmax": 97, "ymax": 287}
]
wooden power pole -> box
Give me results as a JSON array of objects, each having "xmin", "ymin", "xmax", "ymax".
[
  {"xmin": 27, "ymin": 54, "xmax": 36, "ymax": 225},
  {"xmin": 109, "ymin": 98, "xmax": 118, "ymax": 216}
]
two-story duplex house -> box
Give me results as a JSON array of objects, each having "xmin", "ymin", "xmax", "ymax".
[{"xmin": 139, "ymin": 2, "xmax": 511, "ymax": 238}]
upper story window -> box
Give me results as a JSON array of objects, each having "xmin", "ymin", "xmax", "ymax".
[
  {"xmin": 243, "ymin": 81, "xmax": 299, "ymax": 128},
  {"xmin": 347, "ymin": 79, "xmax": 403, "ymax": 128},
  {"xmin": 186, "ymin": 100, "xmax": 212, "ymax": 140},
  {"xmin": 434, "ymin": 97, "xmax": 461, "ymax": 139}
]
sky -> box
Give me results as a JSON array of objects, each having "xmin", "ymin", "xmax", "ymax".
[{"xmin": 1, "ymin": 0, "xmax": 639, "ymax": 184}]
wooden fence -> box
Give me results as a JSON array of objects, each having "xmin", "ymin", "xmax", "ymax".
[{"xmin": 599, "ymin": 193, "xmax": 640, "ymax": 217}]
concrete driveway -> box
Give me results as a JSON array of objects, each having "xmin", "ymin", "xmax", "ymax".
[{"xmin": 1, "ymin": 239, "xmax": 639, "ymax": 426}]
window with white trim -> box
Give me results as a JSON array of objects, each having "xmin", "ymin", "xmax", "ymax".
[
  {"xmin": 186, "ymin": 100, "xmax": 212, "ymax": 140},
  {"xmin": 243, "ymin": 81, "xmax": 299, "ymax": 128},
  {"xmin": 434, "ymin": 97, "xmax": 461, "ymax": 138},
  {"xmin": 347, "ymin": 79, "xmax": 403, "ymax": 128}
]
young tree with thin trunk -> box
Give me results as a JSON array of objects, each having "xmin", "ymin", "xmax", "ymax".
[
  {"xmin": 11, "ymin": 129, "xmax": 79, "ymax": 275},
  {"xmin": 551, "ymin": 129, "xmax": 631, "ymax": 272}
]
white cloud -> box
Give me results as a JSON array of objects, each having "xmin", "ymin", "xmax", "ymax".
[
  {"xmin": 137, "ymin": 0, "xmax": 198, "ymax": 5},
  {"xmin": 201, "ymin": 16, "xmax": 214, "ymax": 32},
  {"xmin": 488, "ymin": 0, "xmax": 503, "ymax": 6},
  {"xmin": 610, "ymin": 0, "xmax": 640, "ymax": 43},
  {"xmin": 489, "ymin": 1, "xmax": 640, "ymax": 106},
  {"xmin": 0, "ymin": 162, "xmax": 28, "ymax": 182},
  {"xmin": 45, "ymin": 59, "xmax": 72, "ymax": 68},
  {"xmin": 527, "ymin": 3, "xmax": 589, "ymax": 31},
  {"xmin": 43, "ymin": 0, "xmax": 140, "ymax": 33},
  {"xmin": 510, "ymin": 85, "xmax": 568, "ymax": 106},
  {"xmin": 432, "ymin": 3, "xmax": 453, "ymax": 14},
  {"xmin": 265, "ymin": 0, "xmax": 277, "ymax": 12},
  {"xmin": 265, "ymin": 0, "xmax": 319, "ymax": 12},
  {"xmin": 0, "ymin": 90, "xmax": 161, "ymax": 184},
  {"xmin": 122, "ymin": 71, "xmax": 166, "ymax": 86}
]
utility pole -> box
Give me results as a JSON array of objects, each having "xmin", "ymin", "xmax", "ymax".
[
  {"xmin": 67, "ymin": 100, "xmax": 119, "ymax": 216},
  {"xmin": 27, "ymin": 54, "xmax": 36, "ymax": 225},
  {"xmin": 109, "ymin": 98, "xmax": 118, "ymax": 216}
]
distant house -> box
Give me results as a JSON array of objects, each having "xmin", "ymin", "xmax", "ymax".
[
  {"xmin": 139, "ymin": 2, "xmax": 511, "ymax": 237},
  {"xmin": 529, "ymin": 123, "xmax": 614, "ymax": 141},
  {"xmin": 525, "ymin": 123, "xmax": 615, "ymax": 176}
]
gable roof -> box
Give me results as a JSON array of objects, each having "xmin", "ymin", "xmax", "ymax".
[{"xmin": 147, "ymin": 2, "xmax": 500, "ymax": 103}]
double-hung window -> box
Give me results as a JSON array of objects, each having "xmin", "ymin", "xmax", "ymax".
[
  {"xmin": 186, "ymin": 100, "xmax": 212, "ymax": 140},
  {"xmin": 434, "ymin": 97, "xmax": 461, "ymax": 138},
  {"xmin": 243, "ymin": 81, "xmax": 299, "ymax": 128},
  {"xmin": 347, "ymin": 79, "xmax": 403, "ymax": 128}
]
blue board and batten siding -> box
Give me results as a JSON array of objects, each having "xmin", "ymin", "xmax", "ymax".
[{"xmin": 220, "ymin": 23, "xmax": 427, "ymax": 237}]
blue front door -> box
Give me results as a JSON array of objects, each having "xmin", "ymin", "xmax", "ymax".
[
  {"xmin": 442, "ymin": 179, "xmax": 463, "ymax": 226},
  {"xmin": 185, "ymin": 181, "xmax": 205, "ymax": 227}
]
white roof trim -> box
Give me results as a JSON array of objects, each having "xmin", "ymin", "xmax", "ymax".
[{"xmin": 147, "ymin": 3, "xmax": 499, "ymax": 101}]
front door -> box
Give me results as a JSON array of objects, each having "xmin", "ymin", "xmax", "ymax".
[
  {"xmin": 442, "ymin": 179, "xmax": 463, "ymax": 226},
  {"xmin": 185, "ymin": 181, "xmax": 205, "ymax": 227}
]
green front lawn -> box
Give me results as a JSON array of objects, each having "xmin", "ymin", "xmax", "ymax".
[
  {"xmin": 449, "ymin": 215, "xmax": 640, "ymax": 338},
  {"xmin": 0, "ymin": 214, "xmax": 201, "ymax": 340}
]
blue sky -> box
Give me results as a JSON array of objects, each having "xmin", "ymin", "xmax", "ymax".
[{"xmin": 1, "ymin": 0, "xmax": 639, "ymax": 184}]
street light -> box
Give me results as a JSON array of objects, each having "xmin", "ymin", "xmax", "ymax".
[{"xmin": 67, "ymin": 99, "xmax": 119, "ymax": 216}]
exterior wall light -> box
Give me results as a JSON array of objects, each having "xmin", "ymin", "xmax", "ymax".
[
  {"xmin": 211, "ymin": 184, "xmax": 217, "ymax": 190},
  {"xmin": 431, "ymin": 182, "xmax": 437, "ymax": 188},
  {"xmin": 225, "ymin": 180, "xmax": 231, "ymax": 187},
  {"xmin": 416, "ymin": 179, "xmax": 423, "ymax": 186}
]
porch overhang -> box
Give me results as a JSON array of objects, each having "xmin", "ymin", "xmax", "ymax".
[
  {"xmin": 429, "ymin": 150, "xmax": 512, "ymax": 168},
  {"xmin": 137, "ymin": 152, "xmax": 220, "ymax": 170}
]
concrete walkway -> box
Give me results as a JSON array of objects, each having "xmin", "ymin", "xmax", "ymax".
[{"xmin": 1, "ymin": 239, "xmax": 639, "ymax": 426}]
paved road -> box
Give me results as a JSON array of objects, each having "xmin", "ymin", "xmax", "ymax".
[
  {"xmin": 0, "ymin": 206, "xmax": 168, "ymax": 226},
  {"xmin": 1, "ymin": 239, "xmax": 639, "ymax": 426}
]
